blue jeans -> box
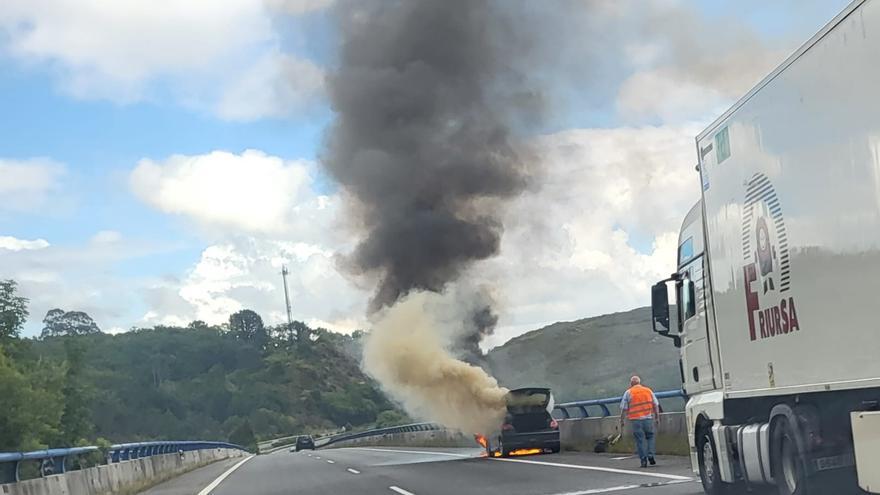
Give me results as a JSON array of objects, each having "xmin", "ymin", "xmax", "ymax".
[{"xmin": 631, "ymin": 418, "xmax": 656, "ymax": 461}]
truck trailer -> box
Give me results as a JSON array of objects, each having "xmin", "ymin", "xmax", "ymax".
[{"xmin": 651, "ymin": 1, "xmax": 880, "ymax": 493}]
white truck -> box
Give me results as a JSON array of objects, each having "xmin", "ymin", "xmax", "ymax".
[{"xmin": 651, "ymin": 1, "xmax": 880, "ymax": 494}]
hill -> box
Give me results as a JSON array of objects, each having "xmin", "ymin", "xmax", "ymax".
[
  {"xmin": 486, "ymin": 307, "xmax": 682, "ymax": 404},
  {"xmin": 2, "ymin": 323, "xmax": 400, "ymax": 452}
]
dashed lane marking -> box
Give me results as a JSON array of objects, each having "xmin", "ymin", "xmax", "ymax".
[
  {"xmin": 327, "ymin": 460, "xmax": 335, "ymax": 464},
  {"xmin": 489, "ymin": 458, "xmax": 692, "ymax": 481},
  {"xmin": 347, "ymin": 468, "xmax": 361, "ymax": 474},
  {"xmin": 389, "ymin": 486, "xmax": 417, "ymax": 495}
]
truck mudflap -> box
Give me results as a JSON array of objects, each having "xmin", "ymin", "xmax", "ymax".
[{"xmin": 851, "ymin": 411, "xmax": 880, "ymax": 493}]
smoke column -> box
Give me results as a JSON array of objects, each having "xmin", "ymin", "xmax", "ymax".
[
  {"xmin": 363, "ymin": 292, "xmax": 508, "ymax": 435},
  {"xmin": 323, "ymin": 0, "xmax": 539, "ymax": 434}
]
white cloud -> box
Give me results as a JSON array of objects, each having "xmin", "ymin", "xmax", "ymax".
[
  {"xmin": 610, "ymin": 2, "xmax": 789, "ymax": 123},
  {"xmin": 0, "ymin": 231, "xmax": 180, "ymax": 336},
  {"xmin": 0, "ymin": 0, "xmax": 326, "ymax": 119},
  {"xmin": 142, "ymin": 238, "xmax": 367, "ymax": 333},
  {"xmin": 0, "ymin": 158, "xmax": 66, "ymax": 212},
  {"xmin": 265, "ymin": 0, "xmax": 335, "ymax": 16},
  {"xmin": 0, "ymin": 236, "xmax": 50, "ymax": 251},
  {"xmin": 477, "ymin": 126, "xmax": 702, "ymax": 348},
  {"xmin": 216, "ymin": 52, "xmax": 325, "ymax": 121},
  {"xmin": 91, "ymin": 230, "xmax": 122, "ymax": 244},
  {"xmin": 130, "ymin": 150, "xmax": 318, "ymax": 234}
]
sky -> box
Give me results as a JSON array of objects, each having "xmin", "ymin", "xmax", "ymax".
[{"xmin": 0, "ymin": 0, "xmax": 852, "ymax": 344}]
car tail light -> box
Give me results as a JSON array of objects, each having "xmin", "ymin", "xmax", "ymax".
[
  {"xmin": 550, "ymin": 419, "xmax": 559, "ymax": 430},
  {"xmin": 502, "ymin": 423, "xmax": 514, "ymax": 431}
]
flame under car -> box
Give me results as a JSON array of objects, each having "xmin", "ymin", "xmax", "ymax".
[{"xmin": 485, "ymin": 387, "xmax": 560, "ymax": 457}]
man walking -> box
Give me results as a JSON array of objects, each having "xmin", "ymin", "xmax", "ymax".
[{"xmin": 619, "ymin": 375, "xmax": 660, "ymax": 468}]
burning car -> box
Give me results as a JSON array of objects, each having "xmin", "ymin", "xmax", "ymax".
[{"xmin": 481, "ymin": 387, "xmax": 560, "ymax": 457}]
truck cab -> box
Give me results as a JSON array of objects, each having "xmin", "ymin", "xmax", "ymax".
[{"xmin": 647, "ymin": 2, "xmax": 880, "ymax": 492}]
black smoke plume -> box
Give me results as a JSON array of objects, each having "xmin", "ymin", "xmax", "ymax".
[{"xmin": 323, "ymin": 0, "xmax": 539, "ymax": 316}]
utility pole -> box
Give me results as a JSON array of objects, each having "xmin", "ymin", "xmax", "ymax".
[{"xmin": 281, "ymin": 265, "xmax": 294, "ymax": 342}]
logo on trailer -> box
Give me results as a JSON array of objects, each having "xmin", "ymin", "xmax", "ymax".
[{"xmin": 741, "ymin": 173, "xmax": 799, "ymax": 341}]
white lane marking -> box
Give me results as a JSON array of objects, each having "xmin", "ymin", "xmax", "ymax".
[
  {"xmin": 389, "ymin": 486, "xmax": 416, "ymax": 495},
  {"xmin": 347, "ymin": 468, "xmax": 361, "ymax": 474},
  {"xmin": 541, "ymin": 480, "xmax": 693, "ymax": 495},
  {"xmin": 315, "ymin": 456, "xmax": 322, "ymax": 460},
  {"xmin": 327, "ymin": 460, "xmax": 335, "ymax": 464},
  {"xmin": 350, "ymin": 447, "xmax": 469, "ymax": 458},
  {"xmin": 548, "ymin": 485, "xmax": 639, "ymax": 494},
  {"xmin": 197, "ymin": 455, "xmax": 254, "ymax": 495},
  {"xmin": 489, "ymin": 458, "xmax": 691, "ymax": 481},
  {"xmin": 611, "ymin": 456, "xmax": 635, "ymax": 460}
]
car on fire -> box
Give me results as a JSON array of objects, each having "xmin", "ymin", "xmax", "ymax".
[{"xmin": 485, "ymin": 387, "xmax": 560, "ymax": 457}]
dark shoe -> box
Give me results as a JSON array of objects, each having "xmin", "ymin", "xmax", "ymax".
[
  {"xmin": 648, "ymin": 456, "xmax": 656, "ymax": 466},
  {"xmin": 640, "ymin": 460, "xmax": 647, "ymax": 468}
]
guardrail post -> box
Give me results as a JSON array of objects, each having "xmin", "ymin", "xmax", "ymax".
[
  {"xmin": 0, "ymin": 460, "xmax": 19, "ymax": 483},
  {"xmin": 578, "ymin": 406, "xmax": 589, "ymax": 418},
  {"xmin": 600, "ymin": 404, "xmax": 611, "ymax": 417}
]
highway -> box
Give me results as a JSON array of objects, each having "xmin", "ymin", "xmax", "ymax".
[{"xmin": 143, "ymin": 447, "xmax": 701, "ymax": 495}]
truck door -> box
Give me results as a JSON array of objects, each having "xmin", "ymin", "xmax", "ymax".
[{"xmin": 678, "ymin": 254, "xmax": 716, "ymax": 394}]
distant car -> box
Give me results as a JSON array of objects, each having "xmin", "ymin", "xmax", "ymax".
[
  {"xmin": 486, "ymin": 387, "xmax": 560, "ymax": 457},
  {"xmin": 294, "ymin": 435, "xmax": 315, "ymax": 451}
]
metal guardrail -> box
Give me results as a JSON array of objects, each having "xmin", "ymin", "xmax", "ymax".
[
  {"xmin": 306, "ymin": 391, "xmax": 686, "ymax": 449},
  {"xmin": 0, "ymin": 441, "xmax": 247, "ymax": 484},
  {"xmin": 553, "ymin": 389, "xmax": 686, "ymax": 419},
  {"xmin": 317, "ymin": 422, "xmax": 443, "ymax": 448}
]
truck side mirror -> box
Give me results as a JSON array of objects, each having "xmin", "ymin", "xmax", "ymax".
[
  {"xmin": 651, "ymin": 280, "xmax": 682, "ymax": 348},
  {"xmin": 651, "ymin": 282, "xmax": 670, "ymax": 333}
]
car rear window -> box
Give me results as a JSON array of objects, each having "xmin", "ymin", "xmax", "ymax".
[{"xmin": 507, "ymin": 390, "xmax": 550, "ymax": 414}]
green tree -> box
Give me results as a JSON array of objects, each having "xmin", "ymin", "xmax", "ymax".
[
  {"xmin": 228, "ymin": 418, "xmax": 256, "ymax": 452},
  {"xmin": 229, "ymin": 310, "xmax": 267, "ymax": 347},
  {"xmin": 374, "ymin": 410, "xmax": 409, "ymax": 429},
  {"xmin": 59, "ymin": 338, "xmax": 92, "ymax": 443},
  {"xmin": 0, "ymin": 345, "xmax": 64, "ymax": 450},
  {"xmin": 187, "ymin": 320, "xmax": 211, "ymax": 331},
  {"xmin": 0, "ymin": 280, "xmax": 29, "ymax": 340},
  {"xmin": 291, "ymin": 320, "xmax": 311, "ymax": 346},
  {"xmin": 41, "ymin": 309, "xmax": 102, "ymax": 338}
]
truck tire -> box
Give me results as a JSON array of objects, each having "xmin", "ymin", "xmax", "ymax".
[
  {"xmin": 697, "ymin": 427, "xmax": 730, "ymax": 495},
  {"xmin": 771, "ymin": 417, "xmax": 810, "ymax": 495}
]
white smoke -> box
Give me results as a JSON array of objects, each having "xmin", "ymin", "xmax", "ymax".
[{"xmin": 362, "ymin": 291, "xmax": 508, "ymax": 435}]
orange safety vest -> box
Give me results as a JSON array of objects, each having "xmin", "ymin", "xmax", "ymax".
[{"xmin": 625, "ymin": 385, "xmax": 656, "ymax": 420}]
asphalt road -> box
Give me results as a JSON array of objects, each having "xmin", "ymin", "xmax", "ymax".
[{"xmin": 142, "ymin": 447, "xmax": 703, "ymax": 495}]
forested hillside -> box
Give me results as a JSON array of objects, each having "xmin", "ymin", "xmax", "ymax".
[
  {"xmin": 486, "ymin": 307, "xmax": 682, "ymax": 404},
  {"xmin": 0, "ymin": 280, "xmax": 403, "ymax": 453}
]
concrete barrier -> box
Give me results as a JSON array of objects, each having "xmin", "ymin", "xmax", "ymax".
[
  {"xmin": 559, "ymin": 412, "xmax": 688, "ymax": 456},
  {"xmin": 0, "ymin": 448, "xmax": 246, "ymax": 495},
  {"xmin": 320, "ymin": 413, "xmax": 688, "ymax": 457}
]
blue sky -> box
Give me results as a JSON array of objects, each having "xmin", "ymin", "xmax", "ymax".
[{"xmin": 0, "ymin": 0, "xmax": 851, "ymax": 340}]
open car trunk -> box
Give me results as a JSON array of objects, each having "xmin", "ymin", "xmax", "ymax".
[
  {"xmin": 509, "ymin": 412, "xmax": 553, "ymax": 432},
  {"xmin": 505, "ymin": 388, "xmax": 555, "ymax": 432}
]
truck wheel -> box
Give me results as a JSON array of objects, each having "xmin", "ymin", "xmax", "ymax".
[
  {"xmin": 771, "ymin": 417, "xmax": 812, "ymax": 495},
  {"xmin": 697, "ymin": 427, "xmax": 729, "ymax": 495}
]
